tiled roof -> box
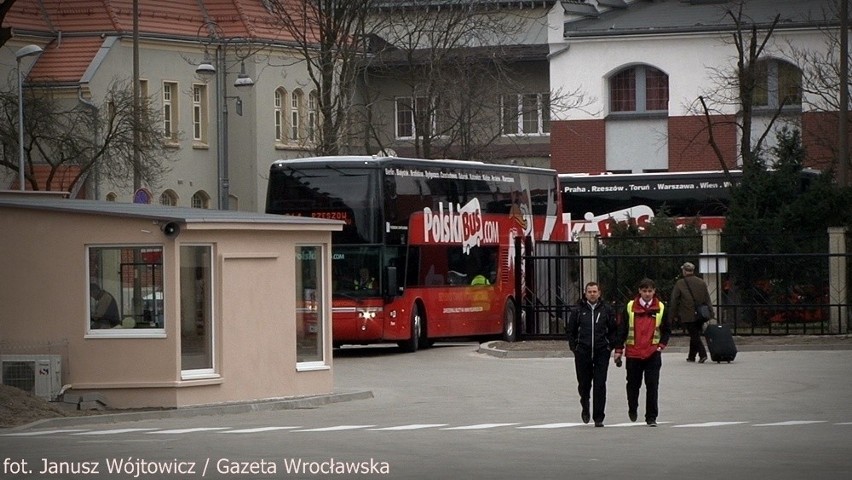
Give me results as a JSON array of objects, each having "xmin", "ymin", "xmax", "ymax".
[
  {"xmin": 5, "ymin": 0, "xmax": 295, "ymax": 40},
  {"xmin": 372, "ymin": 1, "xmax": 557, "ymax": 9},
  {"xmin": 27, "ymin": 36, "xmax": 104, "ymax": 84},
  {"xmin": 29, "ymin": 1, "xmax": 122, "ymax": 32},
  {"xmin": 564, "ymin": 0, "xmax": 837, "ymax": 38},
  {"xmin": 7, "ymin": 164, "xmax": 82, "ymax": 194},
  {"xmin": 6, "ymin": 1, "xmax": 301, "ymax": 88}
]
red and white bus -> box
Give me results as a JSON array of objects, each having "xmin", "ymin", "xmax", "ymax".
[
  {"xmin": 267, "ymin": 156, "xmax": 567, "ymax": 351},
  {"xmin": 559, "ymin": 170, "xmax": 742, "ymax": 239}
]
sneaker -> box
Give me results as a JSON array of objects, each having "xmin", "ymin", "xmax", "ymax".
[
  {"xmin": 698, "ymin": 357, "xmax": 707, "ymax": 364},
  {"xmin": 594, "ymin": 421, "xmax": 604, "ymax": 428},
  {"xmin": 686, "ymin": 358, "xmax": 696, "ymax": 363},
  {"xmin": 628, "ymin": 410, "xmax": 638, "ymax": 422},
  {"xmin": 581, "ymin": 410, "xmax": 590, "ymax": 424},
  {"xmin": 647, "ymin": 420, "xmax": 657, "ymax": 427}
]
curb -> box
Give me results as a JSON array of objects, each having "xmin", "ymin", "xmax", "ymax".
[
  {"xmin": 477, "ymin": 341, "xmax": 852, "ymax": 359},
  {"xmin": 8, "ymin": 389, "xmax": 374, "ymax": 431}
]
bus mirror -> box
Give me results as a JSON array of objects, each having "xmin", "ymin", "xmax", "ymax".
[{"xmin": 384, "ymin": 266, "xmax": 398, "ymax": 298}]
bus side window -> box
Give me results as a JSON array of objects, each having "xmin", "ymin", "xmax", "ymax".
[
  {"xmin": 406, "ymin": 246, "xmax": 425, "ymax": 286},
  {"xmin": 424, "ymin": 265, "xmax": 444, "ymax": 285},
  {"xmin": 467, "ymin": 247, "xmax": 494, "ymax": 286},
  {"xmin": 446, "ymin": 247, "xmax": 468, "ymax": 286},
  {"xmin": 447, "ymin": 270, "xmax": 468, "ymax": 285},
  {"xmin": 484, "ymin": 247, "xmax": 499, "ymax": 284}
]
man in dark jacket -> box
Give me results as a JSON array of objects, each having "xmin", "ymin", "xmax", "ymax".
[
  {"xmin": 670, "ymin": 262, "xmax": 714, "ymax": 363},
  {"xmin": 567, "ymin": 281, "xmax": 619, "ymax": 427}
]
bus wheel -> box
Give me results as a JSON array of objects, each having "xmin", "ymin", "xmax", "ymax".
[
  {"xmin": 398, "ymin": 304, "xmax": 422, "ymax": 353},
  {"xmin": 502, "ymin": 300, "xmax": 517, "ymax": 342}
]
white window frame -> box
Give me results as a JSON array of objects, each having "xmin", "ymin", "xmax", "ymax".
[
  {"xmin": 290, "ymin": 90, "xmax": 303, "ymax": 141},
  {"xmin": 395, "ymin": 97, "xmax": 414, "ymax": 139},
  {"xmin": 501, "ymin": 92, "xmax": 550, "ymax": 136},
  {"xmin": 752, "ymin": 58, "xmax": 803, "ymax": 110},
  {"xmin": 308, "ymin": 91, "xmax": 318, "ymax": 142},
  {"xmin": 296, "ymin": 244, "xmax": 329, "ymax": 371},
  {"xmin": 192, "ymin": 83, "xmax": 208, "ymax": 144},
  {"xmin": 162, "ymin": 81, "xmax": 178, "ymax": 141},
  {"xmin": 274, "ymin": 88, "xmax": 286, "ymax": 142},
  {"xmin": 85, "ymin": 244, "xmax": 167, "ymax": 339},
  {"xmin": 608, "ymin": 65, "xmax": 669, "ymax": 115},
  {"xmin": 180, "ymin": 244, "xmax": 217, "ymax": 380},
  {"xmin": 395, "ymin": 96, "xmax": 435, "ymax": 139}
]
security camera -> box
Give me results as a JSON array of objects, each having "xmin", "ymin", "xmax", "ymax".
[{"xmin": 161, "ymin": 222, "xmax": 180, "ymax": 238}]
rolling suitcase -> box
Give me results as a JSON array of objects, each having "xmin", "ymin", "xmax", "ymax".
[{"xmin": 704, "ymin": 324, "xmax": 737, "ymax": 363}]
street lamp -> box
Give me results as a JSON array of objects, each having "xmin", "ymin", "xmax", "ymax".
[
  {"xmin": 16, "ymin": 44, "xmax": 43, "ymax": 191},
  {"xmin": 195, "ymin": 32, "xmax": 254, "ymax": 210}
]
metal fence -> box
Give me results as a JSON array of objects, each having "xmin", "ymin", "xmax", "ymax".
[{"xmin": 514, "ymin": 235, "xmax": 851, "ymax": 340}]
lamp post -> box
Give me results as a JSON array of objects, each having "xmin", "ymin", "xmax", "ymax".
[
  {"xmin": 196, "ymin": 31, "xmax": 254, "ymax": 210},
  {"xmin": 16, "ymin": 44, "xmax": 43, "ymax": 191}
]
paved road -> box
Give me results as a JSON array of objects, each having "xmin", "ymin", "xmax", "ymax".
[{"xmin": 2, "ymin": 343, "xmax": 851, "ymax": 479}]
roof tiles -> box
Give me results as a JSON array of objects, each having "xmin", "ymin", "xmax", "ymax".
[
  {"xmin": 9, "ymin": 164, "xmax": 82, "ymax": 194},
  {"xmin": 6, "ymin": 0, "xmax": 295, "ymax": 40},
  {"xmin": 41, "ymin": 1, "xmax": 121, "ymax": 32},
  {"xmin": 565, "ymin": 0, "xmax": 837, "ymax": 37},
  {"xmin": 6, "ymin": 1, "xmax": 300, "ymax": 87},
  {"xmin": 27, "ymin": 36, "xmax": 104, "ymax": 83}
]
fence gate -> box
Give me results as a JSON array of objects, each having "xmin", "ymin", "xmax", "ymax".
[{"xmin": 514, "ymin": 237, "xmax": 580, "ymax": 340}]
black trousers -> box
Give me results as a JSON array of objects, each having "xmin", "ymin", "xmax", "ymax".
[
  {"xmin": 574, "ymin": 347, "xmax": 611, "ymax": 423},
  {"xmin": 685, "ymin": 321, "xmax": 707, "ymax": 360},
  {"xmin": 626, "ymin": 352, "xmax": 662, "ymax": 422}
]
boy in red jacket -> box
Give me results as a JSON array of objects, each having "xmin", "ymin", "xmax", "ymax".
[{"xmin": 614, "ymin": 278, "xmax": 671, "ymax": 427}]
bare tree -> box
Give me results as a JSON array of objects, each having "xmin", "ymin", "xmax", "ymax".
[
  {"xmin": 789, "ymin": 0, "xmax": 850, "ymax": 184},
  {"xmin": 360, "ymin": 1, "xmax": 591, "ymax": 161},
  {"xmin": 265, "ymin": 0, "xmax": 375, "ymax": 156},
  {"xmin": 687, "ymin": 1, "xmax": 785, "ymax": 173},
  {"xmin": 0, "ymin": 81, "xmax": 172, "ymax": 194},
  {"xmin": 365, "ymin": 2, "xmax": 509, "ymax": 159}
]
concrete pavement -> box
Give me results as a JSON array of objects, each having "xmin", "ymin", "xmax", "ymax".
[
  {"xmin": 3, "ymin": 344, "xmax": 852, "ymax": 479},
  {"xmin": 8, "ymin": 335, "xmax": 851, "ymax": 430}
]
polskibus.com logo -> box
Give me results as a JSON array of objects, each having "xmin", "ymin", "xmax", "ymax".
[{"xmin": 423, "ymin": 199, "xmax": 499, "ymax": 253}]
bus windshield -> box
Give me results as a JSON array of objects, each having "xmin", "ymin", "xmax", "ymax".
[
  {"xmin": 266, "ymin": 166, "xmax": 380, "ymax": 244},
  {"xmin": 331, "ymin": 246, "xmax": 382, "ymax": 299}
]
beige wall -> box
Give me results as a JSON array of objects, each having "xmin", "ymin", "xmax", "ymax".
[{"xmin": 0, "ymin": 206, "xmax": 335, "ymax": 409}]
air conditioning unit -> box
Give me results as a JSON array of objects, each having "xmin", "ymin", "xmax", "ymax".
[{"xmin": 0, "ymin": 355, "xmax": 62, "ymax": 401}]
